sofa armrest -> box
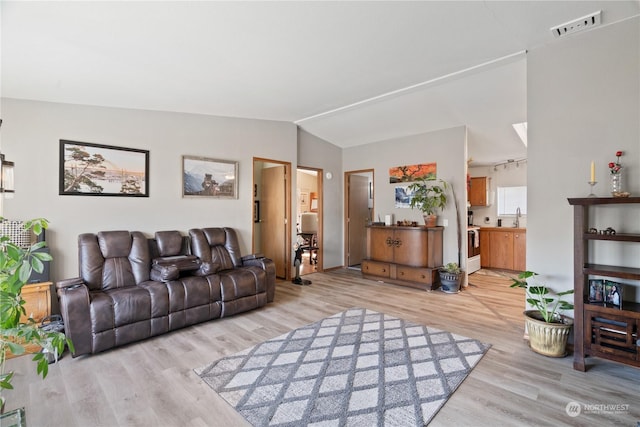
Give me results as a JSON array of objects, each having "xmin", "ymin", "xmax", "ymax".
[
  {"xmin": 241, "ymin": 253, "xmax": 264, "ymax": 262},
  {"xmin": 150, "ymin": 264, "xmax": 180, "ymax": 282},
  {"xmin": 56, "ymin": 277, "xmax": 84, "ymax": 290},
  {"xmin": 242, "ymin": 255, "xmax": 276, "ymax": 303},
  {"xmin": 194, "ymin": 261, "xmax": 221, "ymax": 277},
  {"xmin": 56, "ymin": 279, "xmax": 92, "ymax": 357}
]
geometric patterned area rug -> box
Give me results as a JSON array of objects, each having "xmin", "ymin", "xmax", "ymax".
[{"xmin": 195, "ymin": 307, "xmax": 491, "ymax": 426}]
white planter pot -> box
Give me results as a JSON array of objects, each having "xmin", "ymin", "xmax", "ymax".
[{"xmin": 524, "ymin": 310, "xmax": 573, "ymax": 357}]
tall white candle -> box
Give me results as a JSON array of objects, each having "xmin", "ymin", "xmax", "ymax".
[{"xmin": 590, "ymin": 161, "xmax": 595, "ymax": 182}]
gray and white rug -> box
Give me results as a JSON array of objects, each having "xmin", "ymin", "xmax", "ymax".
[{"xmin": 195, "ymin": 308, "xmax": 490, "ymax": 426}]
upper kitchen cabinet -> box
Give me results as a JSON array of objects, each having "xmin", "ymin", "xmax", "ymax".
[{"xmin": 469, "ymin": 176, "xmax": 491, "ymax": 207}]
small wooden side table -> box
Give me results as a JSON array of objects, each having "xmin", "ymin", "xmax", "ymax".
[
  {"xmin": 20, "ymin": 281, "xmax": 52, "ymax": 323},
  {"xmin": 4, "ymin": 282, "xmax": 52, "ymax": 359}
]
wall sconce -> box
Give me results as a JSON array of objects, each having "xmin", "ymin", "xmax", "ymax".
[{"xmin": 1, "ymin": 153, "xmax": 15, "ymax": 193}]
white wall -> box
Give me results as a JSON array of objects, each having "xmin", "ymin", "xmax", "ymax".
[
  {"xmin": 469, "ymin": 161, "xmax": 528, "ymax": 228},
  {"xmin": 343, "ymin": 126, "xmax": 468, "ymax": 267},
  {"xmin": 528, "ymin": 17, "xmax": 640, "ymax": 303},
  {"xmin": 1, "ymin": 98, "xmax": 298, "ymax": 281},
  {"xmin": 297, "ymin": 128, "xmax": 343, "ymax": 269}
]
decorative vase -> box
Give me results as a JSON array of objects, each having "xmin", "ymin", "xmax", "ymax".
[
  {"xmin": 524, "ymin": 310, "xmax": 573, "ymax": 357},
  {"xmin": 610, "ymin": 171, "xmax": 623, "ymax": 196}
]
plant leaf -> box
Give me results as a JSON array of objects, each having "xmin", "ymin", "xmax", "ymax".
[
  {"xmin": 6, "ymin": 341, "xmax": 25, "ymax": 355},
  {"xmin": 0, "ymin": 372, "xmax": 15, "ymax": 390},
  {"xmin": 17, "ymin": 261, "xmax": 32, "ymax": 283},
  {"xmin": 32, "ymin": 251, "xmax": 53, "ymax": 262},
  {"xmin": 528, "ymin": 286, "xmax": 548, "ymax": 295}
]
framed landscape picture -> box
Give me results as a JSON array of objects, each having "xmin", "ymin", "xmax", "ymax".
[
  {"xmin": 182, "ymin": 156, "xmax": 238, "ymax": 198},
  {"xmin": 389, "ymin": 163, "xmax": 437, "ymax": 183},
  {"xmin": 59, "ymin": 140, "xmax": 149, "ymax": 197}
]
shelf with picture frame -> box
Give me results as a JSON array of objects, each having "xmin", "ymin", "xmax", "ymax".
[{"xmin": 568, "ymin": 197, "xmax": 640, "ymax": 371}]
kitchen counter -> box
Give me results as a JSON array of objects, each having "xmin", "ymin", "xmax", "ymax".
[{"xmin": 478, "ymin": 227, "xmax": 526, "ymax": 232}]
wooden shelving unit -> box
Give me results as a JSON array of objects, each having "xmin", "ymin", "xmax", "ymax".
[{"xmin": 568, "ymin": 197, "xmax": 640, "ymax": 371}]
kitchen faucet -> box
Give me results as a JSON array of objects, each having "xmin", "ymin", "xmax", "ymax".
[{"xmin": 514, "ymin": 207, "xmax": 521, "ymax": 228}]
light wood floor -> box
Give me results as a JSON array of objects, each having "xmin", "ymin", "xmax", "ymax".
[{"xmin": 4, "ymin": 269, "xmax": 639, "ymax": 426}]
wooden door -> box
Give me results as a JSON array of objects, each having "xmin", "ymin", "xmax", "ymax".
[
  {"xmin": 514, "ymin": 232, "xmax": 526, "ymax": 271},
  {"xmin": 367, "ymin": 227, "xmax": 394, "ymax": 263},
  {"xmin": 347, "ymin": 174, "xmax": 369, "ymax": 266},
  {"xmin": 479, "ymin": 230, "xmax": 491, "ymax": 268},
  {"xmin": 490, "ymin": 231, "xmax": 514, "ymax": 270},
  {"xmin": 393, "ymin": 228, "xmax": 427, "ymax": 267},
  {"xmin": 262, "ymin": 166, "xmax": 287, "ymax": 278}
]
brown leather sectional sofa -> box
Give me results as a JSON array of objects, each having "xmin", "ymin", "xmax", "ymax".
[{"xmin": 56, "ymin": 227, "xmax": 275, "ymax": 357}]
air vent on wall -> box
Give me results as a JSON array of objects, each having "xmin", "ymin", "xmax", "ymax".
[{"xmin": 551, "ymin": 10, "xmax": 601, "ymax": 37}]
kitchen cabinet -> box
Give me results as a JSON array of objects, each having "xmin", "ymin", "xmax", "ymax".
[
  {"xmin": 513, "ymin": 231, "xmax": 526, "ymax": 271},
  {"xmin": 479, "ymin": 229, "xmax": 491, "ymax": 268},
  {"xmin": 362, "ymin": 225, "xmax": 443, "ymax": 290},
  {"xmin": 490, "ymin": 231, "xmax": 514, "ymax": 270},
  {"xmin": 479, "ymin": 228, "xmax": 526, "ymax": 271},
  {"xmin": 469, "ymin": 177, "xmax": 491, "ymax": 207},
  {"xmin": 568, "ymin": 197, "xmax": 640, "ymax": 371}
]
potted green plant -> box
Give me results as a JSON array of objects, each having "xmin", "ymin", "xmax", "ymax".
[
  {"xmin": 407, "ymin": 178, "xmax": 448, "ymax": 227},
  {"xmin": 0, "ymin": 218, "xmax": 73, "ymax": 418},
  {"xmin": 438, "ymin": 262, "xmax": 463, "ymax": 293},
  {"xmin": 510, "ymin": 271, "xmax": 574, "ymax": 357}
]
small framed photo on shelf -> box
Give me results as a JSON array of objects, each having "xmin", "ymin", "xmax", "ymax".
[
  {"xmin": 588, "ymin": 279, "xmax": 604, "ymax": 303},
  {"xmin": 604, "ymin": 280, "xmax": 623, "ymax": 308}
]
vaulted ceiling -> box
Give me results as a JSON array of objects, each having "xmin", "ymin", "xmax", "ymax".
[{"xmin": 2, "ymin": 1, "xmax": 639, "ymax": 164}]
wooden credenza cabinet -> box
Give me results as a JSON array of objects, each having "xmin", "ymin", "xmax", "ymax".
[
  {"xmin": 361, "ymin": 225, "xmax": 443, "ymax": 290},
  {"xmin": 479, "ymin": 228, "xmax": 526, "ymax": 271}
]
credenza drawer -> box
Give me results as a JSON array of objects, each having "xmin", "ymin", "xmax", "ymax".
[
  {"xmin": 362, "ymin": 260, "xmax": 391, "ymax": 278},
  {"xmin": 396, "ymin": 266, "xmax": 437, "ymax": 286}
]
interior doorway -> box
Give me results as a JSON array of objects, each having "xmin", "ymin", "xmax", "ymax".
[
  {"xmin": 253, "ymin": 158, "xmax": 292, "ymax": 280},
  {"xmin": 345, "ymin": 169, "xmax": 374, "ymax": 268},
  {"xmin": 296, "ymin": 167, "xmax": 323, "ymax": 275}
]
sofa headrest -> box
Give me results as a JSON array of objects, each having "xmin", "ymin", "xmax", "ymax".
[
  {"xmin": 155, "ymin": 230, "xmax": 184, "ymax": 257},
  {"xmin": 202, "ymin": 228, "xmax": 226, "ymax": 246},
  {"xmin": 97, "ymin": 231, "xmax": 132, "ymax": 258}
]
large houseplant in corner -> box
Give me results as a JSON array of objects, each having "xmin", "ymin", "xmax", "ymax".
[
  {"xmin": 0, "ymin": 218, "xmax": 73, "ymax": 417},
  {"xmin": 408, "ymin": 178, "xmax": 448, "ymax": 227},
  {"xmin": 510, "ymin": 271, "xmax": 574, "ymax": 357}
]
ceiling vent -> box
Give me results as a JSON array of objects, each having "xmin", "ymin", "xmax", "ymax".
[{"xmin": 551, "ymin": 11, "xmax": 601, "ymax": 37}]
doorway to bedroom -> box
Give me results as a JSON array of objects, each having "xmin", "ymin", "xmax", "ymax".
[{"xmin": 296, "ymin": 166, "xmax": 323, "ymax": 276}]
